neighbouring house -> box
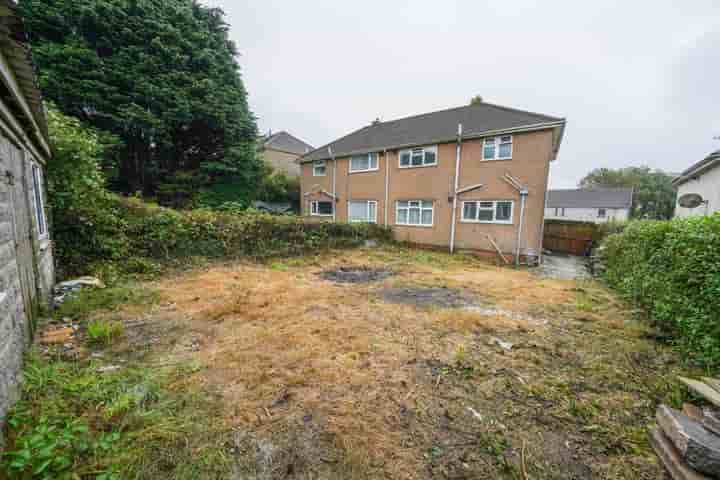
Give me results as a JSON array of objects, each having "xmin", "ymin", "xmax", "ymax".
[
  {"xmin": 299, "ymin": 102, "xmax": 566, "ymax": 261},
  {"xmin": 258, "ymin": 130, "xmax": 314, "ymax": 177},
  {"xmin": 672, "ymin": 150, "xmax": 720, "ymax": 217},
  {"xmin": 544, "ymin": 188, "xmax": 633, "ymax": 223},
  {"xmin": 0, "ymin": 1, "xmax": 54, "ymax": 439}
]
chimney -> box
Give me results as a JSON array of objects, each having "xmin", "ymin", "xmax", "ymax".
[{"xmin": 372, "ymin": 118, "xmax": 381, "ymax": 125}]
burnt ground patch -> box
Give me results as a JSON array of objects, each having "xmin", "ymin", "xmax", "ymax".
[
  {"xmin": 380, "ymin": 286, "xmax": 478, "ymax": 309},
  {"xmin": 318, "ymin": 266, "xmax": 394, "ymax": 284}
]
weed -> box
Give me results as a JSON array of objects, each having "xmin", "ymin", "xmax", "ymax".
[{"xmin": 87, "ymin": 319, "xmax": 124, "ymax": 345}]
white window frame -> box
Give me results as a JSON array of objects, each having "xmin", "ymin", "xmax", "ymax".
[
  {"xmin": 347, "ymin": 200, "xmax": 378, "ymax": 223},
  {"xmin": 461, "ymin": 200, "xmax": 514, "ymax": 224},
  {"xmin": 349, "ymin": 153, "xmax": 379, "ymax": 173},
  {"xmin": 310, "ymin": 200, "xmax": 334, "ymax": 217},
  {"xmin": 482, "ymin": 135, "xmax": 513, "ymax": 161},
  {"xmin": 395, "ymin": 200, "xmax": 434, "ymax": 227},
  {"xmin": 312, "ymin": 160, "xmax": 326, "ymax": 176},
  {"xmin": 398, "ymin": 145, "xmax": 438, "ymax": 169},
  {"xmin": 31, "ymin": 163, "xmax": 48, "ymax": 238}
]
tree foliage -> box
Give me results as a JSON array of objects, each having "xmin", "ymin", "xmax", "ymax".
[
  {"xmin": 579, "ymin": 166, "xmax": 676, "ymax": 219},
  {"xmin": 20, "ymin": 0, "xmax": 261, "ymax": 206}
]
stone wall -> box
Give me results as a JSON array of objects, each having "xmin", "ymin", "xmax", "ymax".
[{"xmin": 0, "ymin": 125, "xmax": 54, "ymax": 443}]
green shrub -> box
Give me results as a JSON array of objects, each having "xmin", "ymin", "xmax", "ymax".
[{"xmin": 599, "ymin": 214, "xmax": 720, "ymax": 368}]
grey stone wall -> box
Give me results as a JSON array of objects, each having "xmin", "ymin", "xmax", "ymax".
[{"xmin": 0, "ymin": 126, "xmax": 54, "ymax": 443}]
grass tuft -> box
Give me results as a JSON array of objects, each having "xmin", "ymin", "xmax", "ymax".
[{"xmin": 87, "ymin": 319, "xmax": 124, "ymax": 345}]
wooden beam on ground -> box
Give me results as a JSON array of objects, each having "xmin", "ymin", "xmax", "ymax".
[
  {"xmin": 656, "ymin": 405, "xmax": 720, "ymax": 477},
  {"xmin": 680, "ymin": 377, "xmax": 720, "ymax": 408},
  {"xmin": 650, "ymin": 427, "xmax": 711, "ymax": 480}
]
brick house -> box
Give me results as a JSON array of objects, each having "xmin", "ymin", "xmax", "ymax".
[
  {"xmin": 299, "ymin": 102, "xmax": 565, "ymax": 261},
  {"xmin": 0, "ymin": 1, "xmax": 54, "ymax": 438},
  {"xmin": 259, "ymin": 130, "xmax": 314, "ymax": 177}
]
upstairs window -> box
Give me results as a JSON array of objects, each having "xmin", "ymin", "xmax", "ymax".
[
  {"xmin": 399, "ymin": 145, "xmax": 437, "ymax": 168},
  {"xmin": 348, "ymin": 200, "xmax": 377, "ymax": 223},
  {"xmin": 350, "ymin": 153, "xmax": 379, "ymax": 173},
  {"xmin": 483, "ymin": 135, "xmax": 513, "ymax": 160},
  {"xmin": 313, "ymin": 160, "xmax": 326, "ymax": 176},
  {"xmin": 311, "ymin": 200, "xmax": 333, "ymax": 216},
  {"xmin": 396, "ymin": 200, "xmax": 433, "ymax": 226},
  {"xmin": 31, "ymin": 164, "xmax": 47, "ymax": 237},
  {"xmin": 462, "ymin": 200, "xmax": 513, "ymax": 224}
]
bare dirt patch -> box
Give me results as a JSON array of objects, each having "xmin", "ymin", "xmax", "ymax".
[
  {"xmin": 318, "ymin": 265, "xmax": 394, "ymax": 283},
  {"xmin": 92, "ymin": 246, "xmax": 697, "ymax": 479},
  {"xmin": 381, "ymin": 286, "xmax": 477, "ymax": 309}
]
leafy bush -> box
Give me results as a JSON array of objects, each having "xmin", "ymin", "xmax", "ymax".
[{"xmin": 599, "ymin": 214, "xmax": 720, "ymax": 368}]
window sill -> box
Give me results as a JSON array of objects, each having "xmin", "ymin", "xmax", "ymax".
[
  {"xmin": 311, "ymin": 214, "xmax": 333, "ymax": 217},
  {"xmin": 312, "ymin": 174, "xmax": 326, "ymax": 177},
  {"xmin": 460, "ymin": 220, "xmax": 513, "ymax": 225},
  {"xmin": 481, "ymin": 157, "xmax": 512, "ymax": 162},
  {"xmin": 395, "ymin": 223, "xmax": 434, "ymax": 228},
  {"xmin": 349, "ymin": 168, "xmax": 379, "ymax": 174},
  {"xmin": 398, "ymin": 163, "xmax": 438, "ymax": 170}
]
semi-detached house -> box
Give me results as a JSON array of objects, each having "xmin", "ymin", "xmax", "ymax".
[{"xmin": 299, "ymin": 102, "xmax": 565, "ymax": 262}]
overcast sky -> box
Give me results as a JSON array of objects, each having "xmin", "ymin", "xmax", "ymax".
[{"xmin": 210, "ymin": 0, "xmax": 719, "ymax": 188}]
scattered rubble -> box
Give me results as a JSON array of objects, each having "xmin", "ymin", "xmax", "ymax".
[
  {"xmin": 653, "ymin": 376, "xmax": 720, "ymax": 479},
  {"xmin": 381, "ymin": 287, "xmax": 476, "ymax": 308},
  {"xmin": 53, "ymin": 276, "xmax": 105, "ymax": 306},
  {"xmin": 490, "ymin": 338, "xmax": 514, "ymax": 351}
]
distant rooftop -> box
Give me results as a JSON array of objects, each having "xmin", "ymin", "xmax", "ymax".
[
  {"xmin": 261, "ymin": 131, "xmax": 314, "ymax": 156},
  {"xmin": 546, "ymin": 188, "xmax": 633, "ymax": 209},
  {"xmin": 672, "ymin": 150, "xmax": 720, "ymax": 187}
]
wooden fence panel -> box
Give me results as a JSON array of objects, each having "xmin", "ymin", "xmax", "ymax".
[{"xmin": 543, "ymin": 221, "xmax": 597, "ymax": 256}]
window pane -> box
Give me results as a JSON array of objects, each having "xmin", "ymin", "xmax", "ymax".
[
  {"xmin": 368, "ymin": 202, "xmax": 376, "ymax": 222},
  {"xmin": 498, "ymin": 143, "xmax": 511, "ymax": 158},
  {"xmin": 369, "ymin": 153, "xmax": 378, "ymax": 169},
  {"xmin": 421, "ymin": 201, "xmax": 433, "ymax": 209},
  {"xmin": 409, "ymin": 201, "xmax": 420, "ymax": 208},
  {"xmin": 318, "ymin": 202, "xmax": 333, "ymax": 215},
  {"xmin": 397, "ymin": 208, "xmax": 408, "ymax": 224},
  {"xmin": 397, "ymin": 201, "xmax": 409, "ymax": 208},
  {"xmin": 484, "ymin": 138, "xmax": 495, "ymax": 145},
  {"xmin": 478, "ymin": 209, "xmax": 493, "ymax": 221},
  {"xmin": 479, "ymin": 201, "xmax": 493, "ymax": 208},
  {"xmin": 400, "ymin": 152, "xmax": 410, "ymax": 166},
  {"xmin": 483, "ymin": 145, "xmax": 495, "ymax": 159},
  {"xmin": 424, "ymin": 149, "xmax": 436, "ymax": 164},
  {"xmin": 500, "ymin": 135, "xmax": 512, "ymax": 143},
  {"xmin": 411, "ymin": 151, "xmax": 423, "ymax": 165},
  {"xmin": 421, "ymin": 209, "xmax": 432, "ymax": 225},
  {"xmin": 496, "ymin": 201, "xmax": 512, "ymax": 221},
  {"xmin": 463, "ymin": 202, "xmax": 477, "ymax": 220},
  {"xmin": 351, "ymin": 155, "xmax": 369, "ymax": 171},
  {"xmin": 349, "ymin": 201, "xmax": 367, "ymax": 221},
  {"xmin": 409, "ymin": 208, "xmax": 420, "ymax": 224}
]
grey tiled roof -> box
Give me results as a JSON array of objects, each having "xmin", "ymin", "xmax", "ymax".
[
  {"xmin": 672, "ymin": 150, "xmax": 720, "ymax": 186},
  {"xmin": 301, "ymin": 102, "xmax": 564, "ymax": 162},
  {"xmin": 546, "ymin": 189, "xmax": 634, "ymax": 209},
  {"xmin": 262, "ymin": 131, "xmax": 314, "ymax": 155}
]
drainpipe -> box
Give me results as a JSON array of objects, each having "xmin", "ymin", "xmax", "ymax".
[
  {"xmin": 449, "ymin": 123, "xmax": 463, "ymax": 254},
  {"xmin": 384, "ymin": 149, "xmax": 389, "ymax": 226},
  {"xmin": 329, "ymin": 146, "xmax": 336, "ymax": 222},
  {"xmin": 516, "ymin": 188, "xmax": 528, "ymax": 265}
]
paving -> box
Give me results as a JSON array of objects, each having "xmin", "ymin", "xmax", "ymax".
[{"xmin": 537, "ymin": 253, "xmax": 590, "ymax": 280}]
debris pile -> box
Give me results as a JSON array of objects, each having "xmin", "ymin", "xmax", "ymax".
[
  {"xmin": 652, "ymin": 376, "xmax": 720, "ymax": 479},
  {"xmin": 319, "ymin": 266, "xmax": 394, "ymax": 284},
  {"xmin": 53, "ymin": 276, "xmax": 105, "ymax": 306}
]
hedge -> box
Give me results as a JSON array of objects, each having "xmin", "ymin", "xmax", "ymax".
[
  {"xmin": 599, "ymin": 214, "xmax": 720, "ymax": 368},
  {"xmin": 54, "ymin": 195, "xmax": 392, "ymax": 280}
]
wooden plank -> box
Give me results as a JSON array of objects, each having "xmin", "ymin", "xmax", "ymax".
[
  {"xmin": 485, "ymin": 234, "xmax": 509, "ymax": 264},
  {"xmin": 702, "ymin": 378, "xmax": 720, "ymax": 394},
  {"xmin": 650, "ymin": 427, "xmax": 711, "ymax": 480},
  {"xmin": 680, "ymin": 377, "xmax": 720, "ymax": 408}
]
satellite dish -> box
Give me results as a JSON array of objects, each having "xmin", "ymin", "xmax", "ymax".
[{"xmin": 678, "ymin": 193, "xmax": 705, "ymax": 209}]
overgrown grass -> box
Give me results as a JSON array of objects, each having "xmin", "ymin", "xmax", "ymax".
[
  {"xmin": 0, "ymin": 353, "xmax": 231, "ymax": 479},
  {"xmin": 87, "ymin": 319, "xmax": 124, "ymax": 345},
  {"xmin": 54, "ymin": 284, "xmax": 160, "ymax": 321}
]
